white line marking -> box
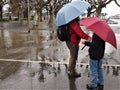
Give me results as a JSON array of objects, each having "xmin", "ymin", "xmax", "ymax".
[{"xmin": 0, "ymin": 59, "xmax": 120, "ymax": 67}]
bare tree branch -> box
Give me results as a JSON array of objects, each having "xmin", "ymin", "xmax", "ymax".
[{"xmin": 114, "ymin": 0, "xmax": 120, "ymax": 7}]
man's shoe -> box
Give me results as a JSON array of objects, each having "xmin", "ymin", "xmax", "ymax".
[
  {"xmin": 86, "ymin": 84, "xmax": 97, "ymax": 90},
  {"xmin": 67, "ymin": 71, "xmax": 81, "ymax": 78},
  {"xmin": 98, "ymin": 83, "xmax": 104, "ymax": 90}
]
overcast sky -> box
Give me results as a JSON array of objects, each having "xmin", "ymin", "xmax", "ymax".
[
  {"xmin": 72, "ymin": 0, "xmax": 120, "ymax": 17},
  {"xmin": 102, "ymin": 1, "xmax": 120, "ymax": 16}
]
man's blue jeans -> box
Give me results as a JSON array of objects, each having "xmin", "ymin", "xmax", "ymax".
[{"xmin": 89, "ymin": 58, "xmax": 104, "ymax": 87}]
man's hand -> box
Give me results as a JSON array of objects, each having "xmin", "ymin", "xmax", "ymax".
[{"xmin": 81, "ymin": 39, "xmax": 86, "ymax": 44}]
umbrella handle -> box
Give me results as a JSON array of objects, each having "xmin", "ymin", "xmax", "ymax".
[{"xmin": 81, "ymin": 45, "xmax": 86, "ymax": 50}]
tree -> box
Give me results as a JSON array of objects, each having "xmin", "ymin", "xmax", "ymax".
[
  {"xmin": 9, "ymin": 0, "xmax": 120, "ymax": 27},
  {"xmin": 10, "ymin": 0, "xmax": 28, "ymax": 24},
  {"xmin": 44, "ymin": 0, "xmax": 71, "ymax": 27},
  {"xmin": 86, "ymin": 0, "xmax": 120, "ymax": 17},
  {"xmin": 115, "ymin": 0, "xmax": 120, "ymax": 7},
  {"xmin": 0, "ymin": 0, "xmax": 8, "ymax": 20}
]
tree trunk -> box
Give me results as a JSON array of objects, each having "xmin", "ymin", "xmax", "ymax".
[
  {"xmin": 0, "ymin": 6, "xmax": 3, "ymax": 20},
  {"xmin": 40, "ymin": 9, "xmax": 42, "ymax": 22},
  {"xmin": 49, "ymin": 12, "xmax": 54, "ymax": 28},
  {"xmin": 1, "ymin": 24, "xmax": 5, "ymax": 48},
  {"xmin": 96, "ymin": 7, "xmax": 102, "ymax": 17}
]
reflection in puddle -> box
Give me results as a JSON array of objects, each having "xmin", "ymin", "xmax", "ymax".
[
  {"xmin": 57, "ymin": 64, "xmax": 61, "ymax": 73},
  {"xmin": 106, "ymin": 66, "xmax": 110, "ymax": 74},
  {"xmin": 38, "ymin": 63, "xmax": 52, "ymax": 82},
  {"xmin": 112, "ymin": 66, "xmax": 119, "ymax": 76},
  {"xmin": 52, "ymin": 66, "xmax": 57, "ymax": 77},
  {"xmin": 0, "ymin": 30, "xmax": 12, "ymax": 48},
  {"xmin": 68, "ymin": 76, "xmax": 77, "ymax": 90},
  {"xmin": 38, "ymin": 68, "xmax": 45, "ymax": 82},
  {"xmin": 4, "ymin": 30, "xmax": 12, "ymax": 48},
  {"xmin": 28, "ymin": 62, "xmax": 67, "ymax": 83},
  {"xmin": 0, "ymin": 61, "xmax": 22, "ymax": 80}
]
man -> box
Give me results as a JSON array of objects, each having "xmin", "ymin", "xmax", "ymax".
[{"xmin": 66, "ymin": 17, "xmax": 91, "ymax": 77}]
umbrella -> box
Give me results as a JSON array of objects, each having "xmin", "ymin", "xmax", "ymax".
[
  {"xmin": 56, "ymin": 0, "xmax": 90, "ymax": 26},
  {"xmin": 79, "ymin": 16, "xmax": 117, "ymax": 48}
]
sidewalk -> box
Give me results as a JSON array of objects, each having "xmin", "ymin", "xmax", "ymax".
[
  {"xmin": 0, "ymin": 60, "xmax": 119, "ymax": 90},
  {"xmin": 0, "ymin": 21, "xmax": 120, "ymax": 90}
]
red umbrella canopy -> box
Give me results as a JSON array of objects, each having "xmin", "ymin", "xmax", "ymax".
[{"xmin": 79, "ymin": 16, "xmax": 117, "ymax": 48}]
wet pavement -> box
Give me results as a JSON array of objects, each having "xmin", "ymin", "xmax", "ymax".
[{"xmin": 0, "ymin": 21, "xmax": 120, "ymax": 90}]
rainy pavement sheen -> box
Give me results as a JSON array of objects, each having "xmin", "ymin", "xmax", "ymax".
[{"xmin": 0, "ymin": 21, "xmax": 120, "ymax": 90}]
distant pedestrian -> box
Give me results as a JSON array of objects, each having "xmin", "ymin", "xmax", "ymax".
[
  {"xmin": 66, "ymin": 17, "xmax": 91, "ymax": 78},
  {"xmin": 81, "ymin": 33, "xmax": 105, "ymax": 90}
]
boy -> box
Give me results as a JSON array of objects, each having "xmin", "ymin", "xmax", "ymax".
[{"xmin": 81, "ymin": 33, "xmax": 105, "ymax": 90}]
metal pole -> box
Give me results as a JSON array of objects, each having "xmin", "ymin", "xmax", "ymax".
[{"xmin": 27, "ymin": 0, "xmax": 30, "ymax": 32}]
